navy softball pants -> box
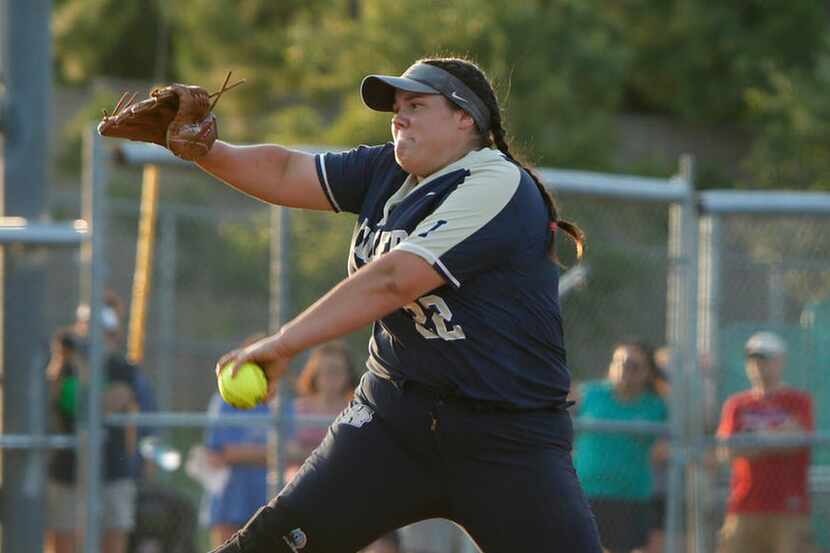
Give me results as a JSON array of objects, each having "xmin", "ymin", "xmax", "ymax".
[{"xmin": 211, "ymin": 372, "xmax": 602, "ymax": 553}]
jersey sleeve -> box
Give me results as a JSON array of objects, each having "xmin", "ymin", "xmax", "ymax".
[
  {"xmin": 314, "ymin": 144, "xmax": 389, "ymax": 214},
  {"xmin": 717, "ymin": 397, "xmax": 740, "ymax": 438},
  {"xmin": 393, "ymin": 161, "xmax": 524, "ymax": 288},
  {"xmin": 799, "ymin": 393, "xmax": 815, "ymax": 432}
]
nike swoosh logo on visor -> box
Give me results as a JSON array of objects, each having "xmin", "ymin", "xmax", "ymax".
[{"xmin": 450, "ymin": 91, "xmax": 468, "ymax": 103}]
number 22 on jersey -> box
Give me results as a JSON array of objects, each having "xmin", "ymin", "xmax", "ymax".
[{"xmin": 402, "ymin": 295, "xmax": 466, "ymax": 341}]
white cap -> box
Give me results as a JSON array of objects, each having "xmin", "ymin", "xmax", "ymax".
[
  {"xmin": 76, "ymin": 303, "xmax": 120, "ymax": 331},
  {"xmin": 745, "ymin": 331, "xmax": 787, "ymax": 357}
]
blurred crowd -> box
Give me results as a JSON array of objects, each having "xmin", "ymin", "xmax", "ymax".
[
  {"xmin": 42, "ymin": 290, "xmax": 404, "ymax": 553},
  {"xmin": 41, "ymin": 293, "xmax": 817, "ymax": 553},
  {"xmin": 45, "ymin": 290, "xmax": 161, "ymax": 553},
  {"xmin": 571, "ymin": 332, "xmax": 816, "ymax": 553}
]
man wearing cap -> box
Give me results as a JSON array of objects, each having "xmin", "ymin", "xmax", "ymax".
[{"xmin": 716, "ymin": 331, "xmax": 815, "ymax": 553}]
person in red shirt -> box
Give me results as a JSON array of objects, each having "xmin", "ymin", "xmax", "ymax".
[{"xmin": 716, "ymin": 331, "xmax": 815, "ymax": 553}]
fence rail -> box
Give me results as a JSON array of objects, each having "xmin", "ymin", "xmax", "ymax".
[{"xmin": 0, "ymin": 434, "xmax": 77, "ymax": 449}]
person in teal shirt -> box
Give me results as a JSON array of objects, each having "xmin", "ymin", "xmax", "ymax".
[{"xmin": 573, "ymin": 340, "xmax": 668, "ymax": 553}]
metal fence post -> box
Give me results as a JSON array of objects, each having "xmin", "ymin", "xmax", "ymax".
[
  {"xmin": 666, "ymin": 204, "xmax": 686, "ymax": 553},
  {"xmin": 269, "ymin": 205, "xmax": 293, "ymax": 497},
  {"xmin": 698, "ymin": 215, "xmax": 722, "ymax": 370},
  {"xmin": 82, "ymin": 126, "xmax": 108, "ymax": 553},
  {"xmin": 665, "ymin": 154, "xmax": 699, "ymax": 553},
  {"xmin": 680, "ymin": 157, "xmax": 706, "ymax": 553},
  {"xmin": 0, "ymin": 2, "xmax": 51, "ymax": 550},
  {"xmin": 156, "ymin": 209, "xmax": 177, "ymax": 410},
  {"xmin": 696, "ymin": 213, "xmax": 721, "ymax": 553}
]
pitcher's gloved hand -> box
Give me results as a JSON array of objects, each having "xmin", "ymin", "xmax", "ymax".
[{"xmin": 97, "ymin": 72, "xmax": 243, "ymax": 161}]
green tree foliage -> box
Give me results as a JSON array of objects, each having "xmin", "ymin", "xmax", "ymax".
[
  {"xmin": 165, "ymin": 0, "xmax": 332, "ymax": 141},
  {"xmin": 613, "ymin": 1, "xmax": 827, "ymax": 123},
  {"xmin": 53, "ymin": 0, "xmax": 172, "ymax": 83},
  {"xmin": 54, "ymin": 0, "xmax": 830, "ymax": 184},
  {"xmin": 743, "ymin": 43, "xmax": 830, "ymax": 190},
  {"xmin": 252, "ymin": 0, "xmax": 630, "ymax": 168}
]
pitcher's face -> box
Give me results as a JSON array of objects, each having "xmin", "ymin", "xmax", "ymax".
[{"xmin": 391, "ymin": 90, "xmax": 471, "ymax": 178}]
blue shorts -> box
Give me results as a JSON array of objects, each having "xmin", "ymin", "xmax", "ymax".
[
  {"xmin": 209, "ymin": 466, "xmax": 268, "ymax": 526},
  {"xmin": 216, "ymin": 372, "xmax": 601, "ymax": 553}
]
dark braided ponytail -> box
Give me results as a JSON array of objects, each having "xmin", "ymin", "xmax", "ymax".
[{"xmin": 421, "ymin": 57, "xmax": 585, "ymax": 265}]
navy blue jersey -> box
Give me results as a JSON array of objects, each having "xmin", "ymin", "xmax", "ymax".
[{"xmin": 315, "ymin": 144, "xmax": 569, "ymax": 408}]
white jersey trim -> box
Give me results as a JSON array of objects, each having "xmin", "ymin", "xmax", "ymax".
[
  {"xmin": 394, "ymin": 242, "xmax": 461, "ymax": 288},
  {"xmin": 316, "ymin": 153, "xmax": 342, "ymax": 213},
  {"xmin": 396, "ymin": 149, "xmax": 521, "ymax": 285}
]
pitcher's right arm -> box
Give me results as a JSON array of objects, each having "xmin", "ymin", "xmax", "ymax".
[{"xmin": 197, "ymin": 141, "xmax": 333, "ymax": 211}]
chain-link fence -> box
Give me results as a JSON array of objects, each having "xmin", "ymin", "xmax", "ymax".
[
  {"xmin": 556, "ymin": 195, "xmax": 670, "ymax": 379},
  {"xmin": 552, "ymin": 174, "xmax": 687, "ymax": 553},
  {"xmin": 27, "ymin": 135, "xmax": 830, "ymax": 553},
  {"xmin": 691, "ymin": 204, "xmax": 830, "ymax": 553}
]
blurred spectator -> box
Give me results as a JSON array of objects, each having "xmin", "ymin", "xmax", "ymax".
[
  {"xmin": 203, "ymin": 392, "xmax": 270, "ymax": 549},
  {"xmin": 572, "ymin": 340, "xmax": 668, "ymax": 553},
  {"xmin": 642, "ymin": 346, "xmax": 673, "ymax": 553},
  {"xmin": 73, "ymin": 291, "xmax": 145, "ymax": 553},
  {"xmin": 75, "ymin": 291, "xmax": 159, "ymax": 479},
  {"xmin": 45, "ymin": 327, "xmax": 82, "ymax": 553},
  {"xmin": 284, "ymin": 341, "xmax": 358, "ymax": 480},
  {"xmin": 204, "ymin": 333, "xmax": 271, "ymax": 549},
  {"xmin": 361, "ymin": 530, "xmax": 405, "ymax": 553},
  {"xmin": 716, "ymin": 331, "xmax": 815, "ymax": 553}
]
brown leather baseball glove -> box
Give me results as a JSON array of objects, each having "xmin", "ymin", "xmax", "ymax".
[{"xmin": 97, "ymin": 72, "xmax": 243, "ymax": 161}]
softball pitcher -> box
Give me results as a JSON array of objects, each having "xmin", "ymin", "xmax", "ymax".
[{"xmin": 103, "ymin": 56, "xmax": 603, "ymax": 553}]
